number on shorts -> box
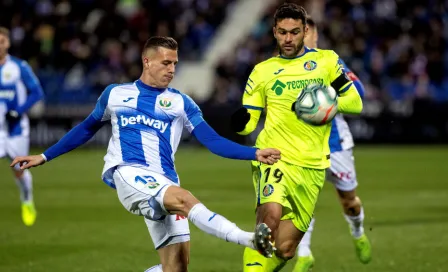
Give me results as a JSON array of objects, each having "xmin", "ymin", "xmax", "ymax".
[
  {"xmin": 135, "ymin": 175, "xmax": 148, "ymax": 184},
  {"xmin": 263, "ymin": 168, "xmax": 283, "ymax": 183}
]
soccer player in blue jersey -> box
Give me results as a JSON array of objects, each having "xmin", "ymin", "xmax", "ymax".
[
  {"xmin": 293, "ymin": 17, "xmax": 372, "ymax": 272},
  {"xmin": 0, "ymin": 27, "xmax": 44, "ymax": 227},
  {"xmin": 12, "ymin": 36, "xmax": 279, "ymax": 272}
]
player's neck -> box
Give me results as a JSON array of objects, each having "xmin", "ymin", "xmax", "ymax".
[
  {"xmin": 0, "ymin": 54, "xmax": 7, "ymax": 65},
  {"xmin": 138, "ymin": 76, "xmax": 167, "ymax": 91}
]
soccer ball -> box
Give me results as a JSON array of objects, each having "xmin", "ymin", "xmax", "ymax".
[{"xmin": 292, "ymin": 83, "xmax": 338, "ymax": 125}]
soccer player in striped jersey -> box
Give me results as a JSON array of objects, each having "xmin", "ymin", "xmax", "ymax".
[
  {"xmin": 293, "ymin": 17, "xmax": 372, "ymax": 272},
  {"xmin": 11, "ymin": 36, "xmax": 280, "ymax": 272},
  {"xmin": 0, "ymin": 27, "xmax": 44, "ymax": 226}
]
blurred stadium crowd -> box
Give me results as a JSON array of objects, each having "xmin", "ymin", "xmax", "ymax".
[
  {"xmin": 1, "ymin": 0, "xmax": 447, "ymax": 143},
  {"xmin": 0, "ymin": 0, "xmax": 234, "ymax": 103},
  {"xmin": 211, "ymin": 0, "xmax": 448, "ymax": 107}
]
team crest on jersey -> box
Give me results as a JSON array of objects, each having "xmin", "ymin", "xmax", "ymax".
[
  {"xmin": 159, "ymin": 98, "xmax": 172, "ymax": 108},
  {"xmin": 304, "ymin": 60, "xmax": 317, "ymax": 71},
  {"xmin": 262, "ymin": 184, "xmax": 274, "ymax": 197},
  {"xmin": 146, "ymin": 176, "xmax": 160, "ymax": 189}
]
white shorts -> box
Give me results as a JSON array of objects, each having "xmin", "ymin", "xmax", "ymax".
[
  {"xmin": 113, "ymin": 165, "xmax": 190, "ymax": 250},
  {"xmin": 326, "ymin": 149, "xmax": 358, "ymax": 191},
  {"xmin": 0, "ymin": 135, "xmax": 29, "ymax": 171}
]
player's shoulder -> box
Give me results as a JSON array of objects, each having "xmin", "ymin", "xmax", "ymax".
[
  {"xmin": 312, "ymin": 48, "xmax": 339, "ymax": 59},
  {"xmin": 253, "ymin": 57, "xmax": 281, "ymax": 70},
  {"xmin": 7, "ymin": 55, "xmax": 30, "ymax": 68},
  {"xmin": 166, "ymin": 87, "xmax": 198, "ymax": 108}
]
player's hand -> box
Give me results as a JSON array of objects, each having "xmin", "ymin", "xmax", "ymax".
[
  {"xmin": 255, "ymin": 148, "xmax": 281, "ymax": 165},
  {"xmin": 10, "ymin": 155, "xmax": 46, "ymax": 170},
  {"xmin": 5, "ymin": 110, "xmax": 20, "ymax": 122}
]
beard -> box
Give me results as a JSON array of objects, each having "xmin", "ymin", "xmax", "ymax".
[{"xmin": 278, "ymin": 40, "xmax": 305, "ymax": 58}]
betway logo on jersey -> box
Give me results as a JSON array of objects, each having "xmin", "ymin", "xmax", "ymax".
[
  {"xmin": 0, "ymin": 90, "xmax": 15, "ymax": 100},
  {"xmin": 272, "ymin": 78, "xmax": 324, "ymax": 95},
  {"xmin": 120, "ymin": 115, "xmax": 168, "ymax": 133}
]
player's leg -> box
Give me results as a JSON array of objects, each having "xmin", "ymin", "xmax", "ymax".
[
  {"xmin": 145, "ymin": 215, "xmax": 191, "ymax": 272},
  {"xmin": 294, "ymin": 217, "xmax": 315, "ymax": 271},
  {"xmin": 7, "ymin": 136, "xmax": 36, "ymax": 226},
  {"xmin": 113, "ymin": 165, "xmax": 273, "ymax": 270},
  {"xmin": 244, "ymin": 162, "xmax": 324, "ymax": 272},
  {"xmin": 328, "ymin": 149, "xmax": 371, "ymax": 264},
  {"xmin": 163, "ymin": 185, "xmax": 273, "ymax": 256}
]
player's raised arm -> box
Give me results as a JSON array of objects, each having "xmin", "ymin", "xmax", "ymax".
[
  {"xmin": 230, "ymin": 67, "xmax": 265, "ymax": 135},
  {"xmin": 10, "ymin": 84, "xmax": 115, "ymax": 170},
  {"xmin": 329, "ymin": 53, "xmax": 363, "ymax": 115},
  {"xmin": 181, "ymin": 93, "xmax": 280, "ymax": 165}
]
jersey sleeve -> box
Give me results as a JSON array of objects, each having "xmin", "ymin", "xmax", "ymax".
[
  {"xmin": 339, "ymin": 60, "xmax": 365, "ymax": 99},
  {"xmin": 327, "ymin": 51, "xmax": 354, "ymax": 95},
  {"xmin": 91, "ymin": 84, "xmax": 116, "ymax": 121},
  {"xmin": 242, "ymin": 66, "xmax": 266, "ymax": 110},
  {"xmin": 182, "ymin": 94, "xmax": 205, "ymax": 133},
  {"xmin": 15, "ymin": 61, "xmax": 44, "ymax": 115}
]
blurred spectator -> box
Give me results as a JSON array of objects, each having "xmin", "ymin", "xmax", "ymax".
[
  {"xmin": 211, "ymin": 0, "xmax": 448, "ymax": 109},
  {"xmin": 0, "ymin": 0, "xmax": 235, "ymax": 103}
]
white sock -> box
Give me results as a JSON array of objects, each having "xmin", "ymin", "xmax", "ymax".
[
  {"xmin": 298, "ymin": 217, "xmax": 315, "ymax": 256},
  {"xmin": 144, "ymin": 264, "xmax": 162, "ymax": 272},
  {"xmin": 344, "ymin": 206, "xmax": 364, "ymax": 239},
  {"xmin": 187, "ymin": 203, "xmax": 254, "ymax": 249},
  {"xmin": 15, "ymin": 170, "xmax": 33, "ymax": 202}
]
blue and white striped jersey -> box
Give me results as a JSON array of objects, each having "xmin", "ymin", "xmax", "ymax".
[
  {"xmin": 329, "ymin": 60, "xmax": 365, "ymax": 153},
  {"xmin": 0, "ymin": 55, "xmax": 44, "ymax": 137},
  {"xmin": 94, "ymin": 80, "xmax": 204, "ymax": 187}
]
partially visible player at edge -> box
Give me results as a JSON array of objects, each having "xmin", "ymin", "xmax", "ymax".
[
  {"xmin": 11, "ymin": 36, "xmax": 280, "ymax": 272},
  {"xmin": 294, "ymin": 17, "xmax": 372, "ymax": 272},
  {"xmin": 293, "ymin": 17, "xmax": 372, "ymax": 272},
  {"xmin": 0, "ymin": 27, "xmax": 44, "ymax": 227},
  {"xmin": 230, "ymin": 3, "xmax": 363, "ymax": 271}
]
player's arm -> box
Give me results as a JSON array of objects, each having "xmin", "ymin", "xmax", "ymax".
[
  {"xmin": 10, "ymin": 85, "xmax": 115, "ymax": 170},
  {"xmin": 230, "ymin": 68, "xmax": 265, "ymax": 135},
  {"xmin": 329, "ymin": 54, "xmax": 363, "ymax": 114},
  {"xmin": 182, "ymin": 94, "xmax": 279, "ymax": 165},
  {"xmin": 14, "ymin": 61, "xmax": 45, "ymax": 115}
]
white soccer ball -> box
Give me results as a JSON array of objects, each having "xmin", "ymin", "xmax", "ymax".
[{"xmin": 292, "ymin": 83, "xmax": 338, "ymax": 125}]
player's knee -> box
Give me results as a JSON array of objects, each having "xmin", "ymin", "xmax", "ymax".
[
  {"xmin": 275, "ymin": 240, "xmax": 298, "ymax": 260},
  {"xmin": 341, "ymin": 195, "xmax": 361, "ymax": 216},
  {"xmin": 12, "ymin": 168, "xmax": 24, "ymax": 178},
  {"xmin": 164, "ymin": 186, "xmax": 200, "ymax": 217}
]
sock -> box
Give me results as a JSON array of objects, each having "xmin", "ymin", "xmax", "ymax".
[
  {"xmin": 243, "ymin": 247, "xmax": 287, "ymax": 272},
  {"xmin": 297, "ymin": 217, "xmax": 315, "ymax": 257},
  {"xmin": 144, "ymin": 264, "xmax": 162, "ymax": 272},
  {"xmin": 344, "ymin": 206, "xmax": 364, "ymax": 239},
  {"xmin": 187, "ymin": 203, "xmax": 254, "ymax": 248},
  {"xmin": 15, "ymin": 170, "xmax": 33, "ymax": 202}
]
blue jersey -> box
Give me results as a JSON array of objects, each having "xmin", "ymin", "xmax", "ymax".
[
  {"xmin": 95, "ymin": 80, "xmax": 205, "ymax": 186},
  {"xmin": 329, "ymin": 60, "xmax": 365, "ymax": 153},
  {"xmin": 42, "ymin": 79, "xmax": 258, "ymax": 189},
  {"xmin": 0, "ymin": 55, "xmax": 44, "ymax": 137}
]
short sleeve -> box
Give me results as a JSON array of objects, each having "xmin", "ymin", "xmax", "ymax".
[
  {"xmin": 91, "ymin": 84, "xmax": 116, "ymax": 121},
  {"xmin": 242, "ymin": 66, "xmax": 266, "ymax": 110},
  {"xmin": 182, "ymin": 94, "xmax": 204, "ymax": 132}
]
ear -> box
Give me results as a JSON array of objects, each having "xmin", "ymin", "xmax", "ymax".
[{"xmin": 272, "ymin": 26, "xmax": 277, "ymax": 39}]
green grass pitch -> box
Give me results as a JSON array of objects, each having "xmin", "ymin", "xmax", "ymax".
[{"xmin": 1, "ymin": 146, "xmax": 448, "ymax": 271}]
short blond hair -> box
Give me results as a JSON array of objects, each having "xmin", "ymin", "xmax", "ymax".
[{"xmin": 0, "ymin": 27, "xmax": 10, "ymax": 37}]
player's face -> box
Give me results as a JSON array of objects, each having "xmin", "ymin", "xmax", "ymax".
[
  {"xmin": 273, "ymin": 18, "xmax": 306, "ymax": 58},
  {"xmin": 304, "ymin": 26, "xmax": 318, "ymax": 48},
  {"xmin": 0, "ymin": 33, "xmax": 10, "ymax": 58},
  {"xmin": 143, "ymin": 47, "xmax": 178, "ymax": 88}
]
